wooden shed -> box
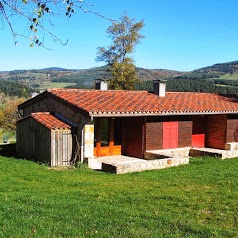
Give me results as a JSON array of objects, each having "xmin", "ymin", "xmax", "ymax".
[{"xmin": 16, "ymin": 112, "xmax": 72, "ymax": 166}]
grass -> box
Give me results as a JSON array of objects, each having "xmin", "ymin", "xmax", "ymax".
[
  {"xmin": 39, "ymin": 82, "xmax": 77, "ymax": 90},
  {"xmin": 218, "ymin": 72, "xmax": 238, "ymax": 80},
  {"xmin": 215, "ymin": 84, "xmax": 235, "ymax": 88},
  {"xmin": 0, "ymin": 156, "xmax": 238, "ymax": 237}
]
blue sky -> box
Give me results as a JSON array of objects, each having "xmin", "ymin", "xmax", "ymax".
[{"xmin": 1, "ymin": 0, "xmax": 238, "ymax": 71}]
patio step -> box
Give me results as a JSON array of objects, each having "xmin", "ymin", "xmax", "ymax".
[
  {"xmin": 189, "ymin": 147, "xmax": 238, "ymax": 159},
  {"xmin": 85, "ymin": 158, "xmax": 102, "ymax": 170},
  {"xmin": 101, "ymin": 157, "xmax": 189, "ymax": 174},
  {"xmin": 225, "ymin": 142, "xmax": 238, "ymax": 150},
  {"xmin": 145, "ymin": 147, "xmax": 190, "ymax": 160},
  {"xmin": 86, "ymin": 146, "xmax": 238, "ymax": 174}
]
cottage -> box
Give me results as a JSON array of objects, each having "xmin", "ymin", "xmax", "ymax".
[{"xmin": 17, "ymin": 81, "xmax": 238, "ymax": 167}]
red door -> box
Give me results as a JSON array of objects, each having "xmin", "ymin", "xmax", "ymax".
[
  {"xmin": 192, "ymin": 116, "xmax": 206, "ymax": 148},
  {"xmin": 163, "ymin": 122, "xmax": 178, "ymax": 149},
  {"xmin": 123, "ymin": 118, "xmax": 144, "ymax": 158}
]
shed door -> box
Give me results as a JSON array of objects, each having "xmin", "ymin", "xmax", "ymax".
[
  {"xmin": 51, "ymin": 130, "xmax": 72, "ymax": 166},
  {"xmin": 163, "ymin": 122, "xmax": 178, "ymax": 149}
]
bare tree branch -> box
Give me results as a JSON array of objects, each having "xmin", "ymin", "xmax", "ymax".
[{"xmin": 0, "ymin": 0, "xmax": 116, "ymax": 47}]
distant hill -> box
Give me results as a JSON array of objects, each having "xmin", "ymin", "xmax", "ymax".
[
  {"xmin": 41, "ymin": 67, "xmax": 68, "ymax": 71},
  {"xmin": 0, "ymin": 60, "xmax": 237, "ymax": 94},
  {"xmin": 193, "ymin": 60, "xmax": 238, "ymax": 75},
  {"xmin": 0, "ymin": 65, "xmax": 184, "ymax": 81},
  {"xmin": 41, "ymin": 67, "xmax": 84, "ymax": 72},
  {"xmin": 136, "ymin": 61, "xmax": 238, "ymax": 94}
]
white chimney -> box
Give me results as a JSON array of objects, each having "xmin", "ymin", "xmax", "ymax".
[
  {"xmin": 153, "ymin": 80, "xmax": 166, "ymax": 97},
  {"xmin": 95, "ymin": 79, "xmax": 108, "ymax": 90}
]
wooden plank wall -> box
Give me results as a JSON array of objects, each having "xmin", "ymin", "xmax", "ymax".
[
  {"xmin": 226, "ymin": 119, "xmax": 238, "ymax": 143},
  {"xmin": 51, "ymin": 130, "xmax": 72, "ymax": 166},
  {"xmin": 206, "ymin": 115, "xmax": 227, "ymax": 149},
  {"xmin": 146, "ymin": 122, "xmax": 163, "ymax": 150},
  {"xmin": 17, "ymin": 118, "xmax": 72, "ymax": 166},
  {"xmin": 17, "ymin": 118, "xmax": 51, "ymax": 164},
  {"xmin": 178, "ymin": 121, "xmax": 192, "ymax": 148},
  {"xmin": 145, "ymin": 120, "xmax": 192, "ymax": 150}
]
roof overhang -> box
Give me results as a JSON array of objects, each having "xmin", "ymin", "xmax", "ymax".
[{"xmin": 89, "ymin": 111, "xmax": 238, "ymax": 118}]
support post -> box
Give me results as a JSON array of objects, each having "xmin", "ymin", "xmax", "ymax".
[
  {"xmin": 109, "ymin": 119, "xmax": 114, "ymax": 155},
  {"xmin": 96, "ymin": 118, "xmax": 101, "ymax": 158}
]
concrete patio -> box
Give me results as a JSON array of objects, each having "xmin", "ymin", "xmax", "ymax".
[
  {"xmin": 87, "ymin": 153, "xmax": 189, "ymax": 174},
  {"xmin": 85, "ymin": 144, "xmax": 238, "ymax": 174}
]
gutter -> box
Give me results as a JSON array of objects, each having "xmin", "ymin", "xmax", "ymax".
[
  {"xmin": 89, "ymin": 111, "xmax": 238, "ymax": 118},
  {"xmin": 54, "ymin": 113, "xmax": 77, "ymax": 127}
]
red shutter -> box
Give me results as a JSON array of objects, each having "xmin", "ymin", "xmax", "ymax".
[
  {"xmin": 163, "ymin": 122, "xmax": 178, "ymax": 149},
  {"xmin": 192, "ymin": 134, "xmax": 205, "ymax": 148}
]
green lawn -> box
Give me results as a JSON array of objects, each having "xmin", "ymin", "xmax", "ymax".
[{"xmin": 0, "ymin": 156, "xmax": 237, "ymax": 237}]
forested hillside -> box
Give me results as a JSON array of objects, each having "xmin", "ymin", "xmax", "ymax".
[
  {"xmin": 0, "ymin": 60, "xmax": 238, "ymax": 95},
  {"xmin": 193, "ymin": 60, "xmax": 238, "ymax": 75},
  {"xmin": 136, "ymin": 61, "xmax": 238, "ymax": 93},
  {"xmin": 136, "ymin": 78, "xmax": 237, "ymax": 94},
  {"xmin": 0, "ymin": 80, "xmax": 32, "ymax": 98}
]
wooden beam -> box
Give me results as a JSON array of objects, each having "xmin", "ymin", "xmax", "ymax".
[
  {"xmin": 96, "ymin": 118, "xmax": 101, "ymax": 157},
  {"xmin": 109, "ymin": 119, "xmax": 114, "ymax": 155}
]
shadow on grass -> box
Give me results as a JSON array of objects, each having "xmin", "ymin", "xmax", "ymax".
[{"xmin": 0, "ymin": 143, "xmax": 17, "ymax": 157}]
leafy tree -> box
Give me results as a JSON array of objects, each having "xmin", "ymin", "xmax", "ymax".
[
  {"xmin": 96, "ymin": 13, "xmax": 144, "ymax": 90},
  {"xmin": 0, "ymin": 97, "xmax": 25, "ymax": 136},
  {"xmin": 110, "ymin": 58, "xmax": 138, "ymax": 90},
  {"xmin": 0, "ymin": 80, "xmax": 32, "ymax": 97},
  {"xmin": 0, "ymin": 0, "xmax": 110, "ymax": 47}
]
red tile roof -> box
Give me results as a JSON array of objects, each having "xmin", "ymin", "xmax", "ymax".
[
  {"xmin": 46, "ymin": 89, "xmax": 238, "ymax": 116},
  {"xmin": 31, "ymin": 112, "xmax": 71, "ymax": 130}
]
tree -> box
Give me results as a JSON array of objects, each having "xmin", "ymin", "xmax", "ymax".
[
  {"xmin": 96, "ymin": 13, "xmax": 144, "ymax": 90},
  {"xmin": 110, "ymin": 58, "xmax": 138, "ymax": 90},
  {"xmin": 0, "ymin": 97, "xmax": 25, "ymax": 136},
  {"xmin": 0, "ymin": 0, "xmax": 110, "ymax": 47}
]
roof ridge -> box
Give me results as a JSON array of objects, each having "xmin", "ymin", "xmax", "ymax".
[
  {"xmin": 48, "ymin": 88, "xmax": 224, "ymax": 95},
  {"xmin": 31, "ymin": 112, "xmax": 50, "ymax": 115},
  {"xmin": 48, "ymin": 88, "xmax": 148, "ymax": 93}
]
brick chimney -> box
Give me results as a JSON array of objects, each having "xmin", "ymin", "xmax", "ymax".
[
  {"xmin": 95, "ymin": 79, "xmax": 108, "ymax": 90},
  {"xmin": 153, "ymin": 80, "xmax": 166, "ymax": 97}
]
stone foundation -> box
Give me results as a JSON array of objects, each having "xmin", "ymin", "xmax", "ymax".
[
  {"xmin": 225, "ymin": 142, "xmax": 238, "ymax": 151},
  {"xmin": 86, "ymin": 145, "xmax": 238, "ymax": 174},
  {"xmin": 189, "ymin": 147, "xmax": 238, "ymax": 160},
  {"xmin": 145, "ymin": 147, "xmax": 190, "ymax": 160},
  {"xmin": 101, "ymin": 157, "xmax": 189, "ymax": 174}
]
